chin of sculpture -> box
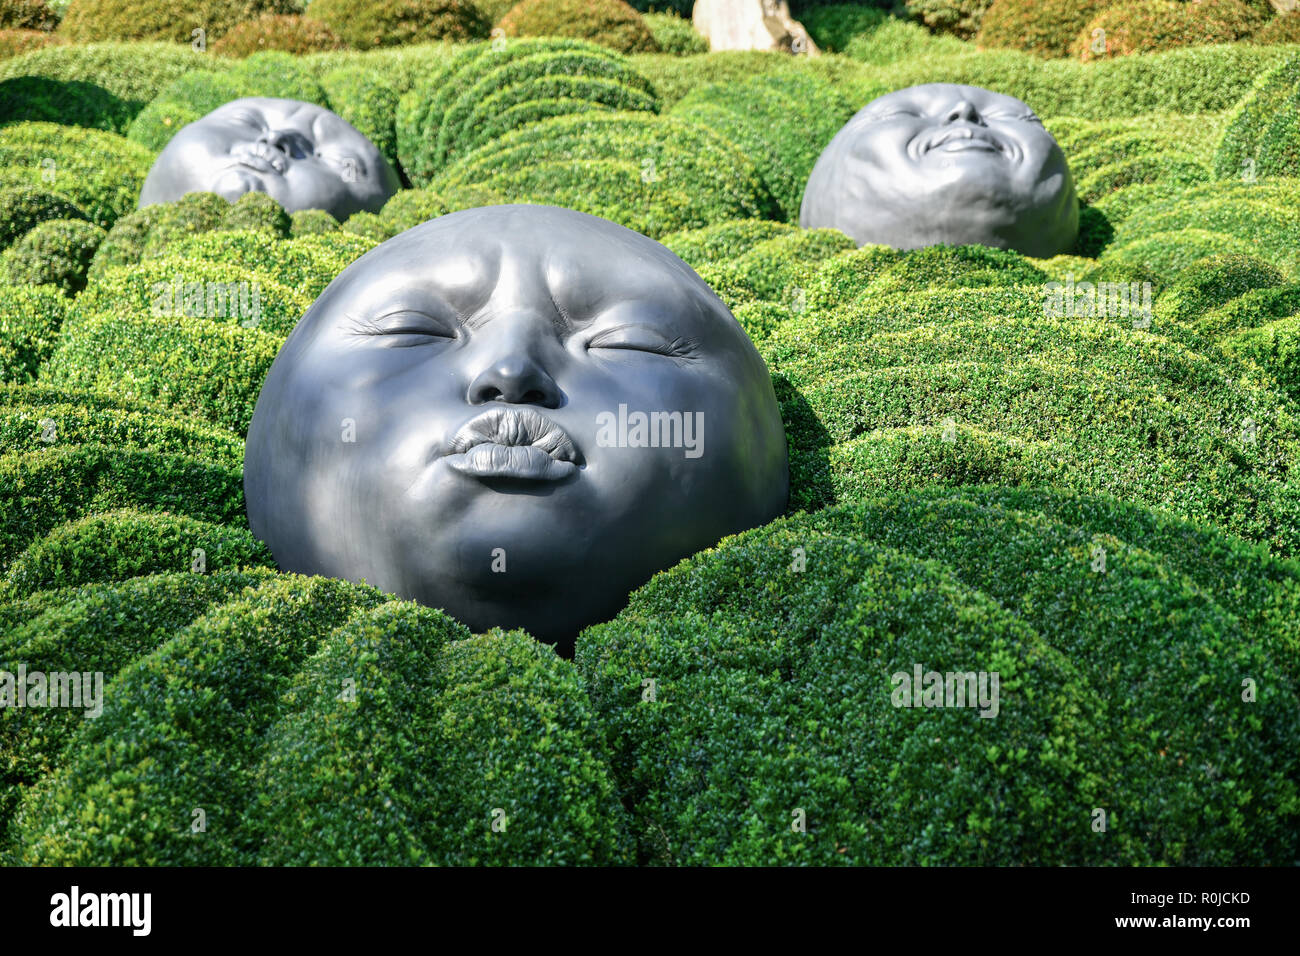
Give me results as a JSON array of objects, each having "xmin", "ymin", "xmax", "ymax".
[
  {"xmin": 801, "ymin": 83, "xmax": 1079, "ymax": 258},
  {"xmin": 138, "ymin": 97, "xmax": 400, "ymax": 221},
  {"xmin": 243, "ymin": 205, "xmax": 790, "ymax": 652}
]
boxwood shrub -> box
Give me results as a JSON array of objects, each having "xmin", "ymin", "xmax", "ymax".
[
  {"xmin": 249, "ymin": 620, "xmax": 634, "ymax": 865},
  {"xmin": 0, "ymin": 568, "xmax": 279, "ymax": 847},
  {"xmin": 57, "ymin": 0, "xmax": 298, "ymax": 43},
  {"xmin": 496, "ymin": 0, "xmax": 659, "ymax": 54},
  {"xmin": 1, "ymin": 508, "xmax": 273, "ymax": 599},
  {"xmin": 396, "ymin": 37, "xmax": 659, "ymax": 186},
  {"xmin": 40, "ymin": 310, "xmax": 283, "ymax": 433},
  {"xmin": 0, "ymin": 0, "xmax": 58, "ymax": 31},
  {"xmin": 3, "ymin": 217, "xmax": 104, "ymax": 292},
  {"xmin": 576, "ymin": 486, "xmax": 1300, "ymax": 865},
  {"xmin": 90, "ymin": 191, "xmax": 230, "ymax": 273},
  {"xmin": 0, "ymin": 28, "xmax": 64, "ymax": 59},
  {"xmin": 0, "ymin": 283, "xmax": 66, "ymax": 382},
  {"xmin": 0, "ymin": 122, "xmax": 153, "ymax": 228},
  {"xmin": 641, "ymin": 11, "xmax": 704, "ymax": 55},
  {"xmin": 210, "ymin": 13, "xmax": 344, "ymax": 57},
  {"xmin": 0, "ymin": 443, "xmax": 246, "ymax": 566},
  {"xmin": 307, "ymin": 0, "xmax": 489, "ymax": 50},
  {"xmin": 1214, "ymin": 51, "xmax": 1300, "ymax": 181},
  {"xmin": 670, "ymin": 72, "xmax": 851, "ymax": 222},
  {"xmin": 288, "ymin": 208, "xmax": 338, "ymax": 236},
  {"xmin": 0, "ymin": 184, "xmax": 85, "ymax": 248},
  {"xmin": 975, "ymin": 0, "xmax": 1112, "ymax": 58},
  {"xmin": 319, "ymin": 66, "xmax": 402, "ymax": 174},
  {"xmin": 1076, "ymin": 0, "xmax": 1268, "ymax": 62},
  {"xmin": 433, "ymin": 111, "xmax": 773, "ymax": 237},
  {"xmin": 660, "ymin": 218, "xmax": 796, "ymax": 270},
  {"xmin": 695, "ymin": 228, "xmax": 854, "ymax": 312}
]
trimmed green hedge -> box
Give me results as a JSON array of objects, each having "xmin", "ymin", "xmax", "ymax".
[
  {"xmin": 41, "ymin": 309, "xmax": 283, "ymax": 433},
  {"xmin": 0, "ymin": 283, "xmax": 66, "ymax": 382},
  {"xmin": 905, "ymin": 0, "xmax": 993, "ymax": 41},
  {"xmin": 760, "ymin": 276, "xmax": 1300, "ymax": 554},
  {"xmin": 396, "ymin": 37, "xmax": 659, "ymax": 186},
  {"xmin": 320, "ymin": 66, "xmax": 402, "ymax": 174},
  {"xmin": 127, "ymin": 52, "xmax": 329, "ymax": 151},
  {"xmin": 307, "ymin": 0, "xmax": 489, "ymax": 50},
  {"xmin": 0, "ymin": 0, "xmax": 58, "ymax": 31},
  {"xmin": 695, "ymin": 228, "xmax": 854, "ymax": 314},
  {"xmin": 0, "ymin": 123, "xmax": 153, "ymax": 228},
  {"xmin": 58, "ymin": 0, "xmax": 298, "ymax": 43},
  {"xmin": 1214, "ymin": 51, "xmax": 1300, "ymax": 181},
  {"xmin": 497, "ymin": 0, "xmax": 659, "ymax": 55},
  {"xmin": 1, "ymin": 509, "xmax": 273, "ymax": 599},
  {"xmin": 0, "ymin": 443, "xmax": 246, "ymax": 567},
  {"xmin": 0, "ymin": 568, "xmax": 279, "ymax": 846},
  {"xmin": 0, "ymin": 380, "xmax": 246, "ymax": 464},
  {"xmin": 642, "ymin": 11, "xmax": 704, "ymax": 55},
  {"xmin": 1076, "ymin": 0, "xmax": 1267, "ymax": 62},
  {"xmin": 433, "ymin": 110, "xmax": 773, "ymax": 237},
  {"xmin": 210, "ymin": 13, "xmax": 344, "ymax": 57},
  {"xmin": 669, "ymin": 72, "xmax": 851, "ymax": 222},
  {"xmin": 660, "ymin": 218, "xmax": 796, "ymax": 269},
  {"xmin": 0, "ymin": 42, "xmax": 224, "ymax": 133},
  {"xmin": 90, "ymin": 191, "xmax": 229, "ymax": 273},
  {"xmin": 976, "ymin": 0, "xmax": 1111, "ymax": 58},
  {"xmin": 3, "ymin": 217, "xmax": 104, "ymax": 292},
  {"xmin": 0, "ymin": 184, "xmax": 85, "ymax": 248},
  {"xmin": 250, "ymin": 621, "xmax": 634, "ymax": 865},
  {"xmin": 576, "ymin": 486, "xmax": 1300, "ymax": 864}
]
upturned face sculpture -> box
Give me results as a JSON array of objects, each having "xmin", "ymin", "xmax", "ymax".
[
  {"xmin": 243, "ymin": 205, "xmax": 789, "ymax": 650},
  {"xmin": 800, "ymin": 83, "xmax": 1078, "ymax": 257},
  {"xmin": 138, "ymin": 97, "xmax": 399, "ymax": 220}
]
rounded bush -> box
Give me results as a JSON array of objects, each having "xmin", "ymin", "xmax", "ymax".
[
  {"xmin": 696, "ymin": 228, "xmax": 854, "ymax": 313},
  {"xmin": 0, "ymin": 443, "xmax": 246, "ymax": 567},
  {"xmin": 210, "ymin": 13, "xmax": 344, "ymax": 56},
  {"xmin": 89, "ymin": 191, "xmax": 230, "ymax": 273},
  {"xmin": 307, "ymin": 0, "xmax": 489, "ymax": 50},
  {"xmin": 0, "ymin": 0, "xmax": 57, "ymax": 30},
  {"xmin": 434, "ymin": 111, "xmax": 772, "ymax": 237},
  {"xmin": 497, "ymin": 0, "xmax": 658, "ymax": 54},
  {"xmin": 0, "ymin": 380, "xmax": 246, "ymax": 464},
  {"xmin": 1251, "ymin": 11, "xmax": 1300, "ymax": 44},
  {"xmin": 642, "ymin": 11, "xmax": 704, "ymax": 55},
  {"xmin": 1222, "ymin": 315, "xmax": 1300, "ymax": 404},
  {"xmin": 219, "ymin": 191, "xmax": 291, "ymax": 236},
  {"xmin": 1154, "ymin": 254, "xmax": 1286, "ymax": 327},
  {"xmin": 577, "ymin": 487, "xmax": 1300, "ymax": 864},
  {"xmin": 661, "ymin": 218, "xmax": 796, "ymax": 270},
  {"xmin": 1214, "ymin": 52, "xmax": 1300, "ymax": 180},
  {"xmin": 1076, "ymin": 0, "xmax": 1268, "ymax": 62},
  {"xmin": 0, "ymin": 569, "xmax": 279, "ymax": 843},
  {"xmin": 289, "ymin": 208, "xmax": 338, "ymax": 236},
  {"xmin": 250, "ymin": 622, "xmax": 634, "ymax": 865},
  {"xmin": 976, "ymin": 0, "xmax": 1111, "ymax": 58},
  {"xmin": 396, "ymin": 37, "xmax": 659, "ymax": 186},
  {"xmin": 0, "ymin": 284, "xmax": 65, "ymax": 382},
  {"xmin": 670, "ymin": 72, "xmax": 851, "ymax": 222},
  {"xmin": 0, "ymin": 123, "xmax": 154, "ymax": 228},
  {"xmin": 0, "ymin": 184, "xmax": 85, "ymax": 248},
  {"xmin": 842, "ymin": 11, "xmax": 966, "ymax": 65},
  {"xmin": 803, "ymin": 4, "xmax": 887, "ymax": 52},
  {"xmin": 761, "ymin": 278, "xmax": 1300, "ymax": 554},
  {"xmin": 2, "ymin": 509, "xmax": 274, "ymax": 599},
  {"xmin": 3, "ymin": 217, "xmax": 104, "ymax": 292},
  {"xmin": 57, "ymin": 0, "xmax": 298, "ymax": 43},
  {"xmin": 1073, "ymin": 151, "xmax": 1209, "ymax": 204},
  {"xmin": 319, "ymin": 66, "xmax": 402, "ymax": 173},
  {"xmin": 0, "ymin": 28, "xmax": 64, "ymax": 57},
  {"xmin": 904, "ymin": 0, "xmax": 993, "ymax": 40}
]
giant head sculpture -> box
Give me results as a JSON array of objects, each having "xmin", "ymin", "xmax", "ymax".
[
  {"xmin": 138, "ymin": 97, "xmax": 399, "ymax": 220},
  {"xmin": 801, "ymin": 83, "xmax": 1078, "ymax": 257},
  {"xmin": 243, "ymin": 205, "xmax": 789, "ymax": 649}
]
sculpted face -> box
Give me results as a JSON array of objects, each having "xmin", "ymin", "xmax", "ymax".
[
  {"xmin": 801, "ymin": 83, "xmax": 1078, "ymax": 257},
  {"xmin": 138, "ymin": 97, "xmax": 399, "ymax": 220},
  {"xmin": 243, "ymin": 205, "xmax": 789, "ymax": 649}
]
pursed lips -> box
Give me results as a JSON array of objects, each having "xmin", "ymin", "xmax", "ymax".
[
  {"xmin": 229, "ymin": 143, "xmax": 288, "ymax": 175},
  {"xmin": 443, "ymin": 407, "xmax": 581, "ymax": 482}
]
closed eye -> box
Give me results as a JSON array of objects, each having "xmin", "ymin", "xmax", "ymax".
[
  {"xmin": 349, "ymin": 309, "xmax": 460, "ymax": 347},
  {"xmin": 587, "ymin": 326, "xmax": 698, "ymax": 358}
]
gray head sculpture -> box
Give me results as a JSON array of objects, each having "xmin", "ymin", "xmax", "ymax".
[
  {"xmin": 138, "ymin": 97, "xmax": 399, "ymax": 220},
  {"xmin": 800, "ymin": 83, "xmax": 1078, "ymax": 257},
  {"xmin": 243, "ymin": 205, "xmax": 789, "ymax": 651}
]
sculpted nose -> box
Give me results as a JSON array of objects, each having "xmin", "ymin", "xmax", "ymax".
[
  {"xmin": 943, "ymin": 100, "xmax": 983, "ymax": 125},
  {"xmin": 468, "ymin": 354, "xmax": 562, "ymax": 408}
]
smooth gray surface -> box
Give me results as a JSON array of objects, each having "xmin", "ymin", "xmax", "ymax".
[
  {"xmin": 244, "ymin": 205, "xmax": 789, "ymax": 651},
  {"xmin": 800, "ymin": 83, "xmax": 1078, "ymax": 257},
  {"xmin": 138, "ymin": 97, "xmax": 399, "ymax": 220}
]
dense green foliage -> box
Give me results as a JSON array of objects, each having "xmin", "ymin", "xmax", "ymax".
[
  {"xmin": 58, "ymin": 0, "xmax": 298, "ymax": 43},
  {"xmin": 497, "ymin": 0, "xmax": 658, "ymax": 54},
  {"xmin": 210, "ymin": 14, "xmax": 344, "ymax": 56},
  {"xmin": 307, "ymin": 0, "xmax": 489, "ymax": 50},
  {"xmin": 2, "ymin": 217, "xmax": 105, "ymax": 292}
]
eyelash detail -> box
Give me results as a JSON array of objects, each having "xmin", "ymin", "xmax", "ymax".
[
  {"xmin": 588, "ymin": 331, "xmax": 699, "ymax": 359},
  {"xmin": 347, "ymin": 311, "xmax": 459, "ymax": 346}
]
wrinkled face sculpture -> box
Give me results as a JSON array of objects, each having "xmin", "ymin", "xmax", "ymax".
[
  {"xmin": 244, "ymin": 205, "xmax": 789, "ymax": 650},
  {"xmin": 138, "ymin": 97, "xmax": 399, "ymax": 220},
  {"xmin": 801, "ymin": 83, "xmax": 1078, "ymax": 257}
]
